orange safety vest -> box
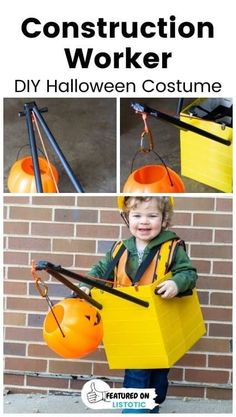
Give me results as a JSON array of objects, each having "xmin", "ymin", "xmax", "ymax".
[{"xmin": 110, "ymin": 239, "xmax": 183, "ymax": 288}]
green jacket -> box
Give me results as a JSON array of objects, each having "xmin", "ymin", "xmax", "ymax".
[{"xmin": 89, "ymin": 230, "xmax": 197, "ymax": 293}]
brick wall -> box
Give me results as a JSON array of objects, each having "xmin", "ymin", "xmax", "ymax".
[{"xmin": 3, "ymin": 195, "xmax": 232, "ymax": 400}]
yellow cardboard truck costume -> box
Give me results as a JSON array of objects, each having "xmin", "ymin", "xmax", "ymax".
[
  {"xmin": 92, "ymin": 281, "xmax": 205, "ymax": 369},
  {"xmin": 180, "ymin": 98, "xmax": 232, "ymax": 192},
  {"xmin": 91, "ymin": 239, "xmax": 205, "ymax": 369}
]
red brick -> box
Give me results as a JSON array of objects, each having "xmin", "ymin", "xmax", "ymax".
[
  {"xmin": 4, "ymin": 205, "xmax": 8, "ymax": 219},
  {"xmin": 175, "ymin": 353, "xmax": 206, "ymax": 367},
  {"xmin": 213, "ymin": 261, "xmax": 232, "ymax": 275},
  {"xmin": 100, "ymin": 210, "xmax": 122, "ymax": 223},
  {"xmin": 172, "ymin": 212, "xmax": 191, "ymax": 226},
  {"xmin": 4, "ymin": 373, "xmax": 25, "ymax": 386},
  {"xmin": 76, "ymin": 224, "xmax": 119, "ymax": 238},
  {"xmin": 4, "ymin": 281, "xmax": 27, "ymax": 295},
  {"xmin": 4, "ymin": 342, "xmax": 26, "ymax": 356},
  {"xmin": 175, "ymin": 197, "xmax": 215, "ymax": 211},
  {"xmin": 198, "ymin": 291, "xmax": 209, "ymax": 305},
  {"xmin": 32, "ymin": 222, "xmax": 74, "ymax": 237},
  {"xmin": 5, "ymin": 327, "xmax": 43, "ymax": 342},
  {"xmin": 7, "ymin": 266, "xmax": 32, "ymax": 281},
  {"xmin": 27, "ymin": 375, "xmax": 68, "ymax": 389},
  {"xmin": 4, "ymin": 221, "xmax": 29, "ymax": 235},
  {"xmin": 171, "ymin": 227, "xmax": 213, "ymax": 242},
  {"xmin": 4, "ymin": 196, "xmax": 30, "ymax": 205},
  {"xmin": 53, "ymin": 238, "xmax": 95, "ymax": 253},
  {"xmin": 28, "ymin": 344, "xmax": 59, "ymax": 358},
  {"xmin": 4, "ymin": 312, "xmax": 26, "ymax": 326},
  {"xmin": 28, "ymin": 313, "xmax": 45, "ymax": 327},
  {"xmin": 202, "ymin": 306, "xmax": 232, "ymax": 321},
  {"xmin": 197, "ymin": 275, "xmax": 232, "ymax": 291},
  {"xmin": 75, "ymin": 254, "xmax": 102, "ymax": 268},
  {"xmin": 7, "ymin": 297, "xmax": 48, "ymax": 312},
  {"xmin": 5, "ymin": 357, "xmax": 47, "ymax": 372},
  {"xmin": 209, "ymin": 323, "xmax": 232, "ymax": 337},
  {"xmin": 83, "ymin": 346, "xmax": 107, "ymax": 362},
  {"xmin": 193, "ymin": 337, "xmax": 230, "ymax": 353},
  {"xmin": 192, "ymin": 260, "xmax": 211, "ymax": 274},
  {"xmin": 8, "ymin": 237, "xmax": 51, "ymax": 251},
  {"xmin": 49, "ymin": 360, "xmax": 92, "ymax": 375},
  {"xmin": 191, "ymin": 244, "xmax": 232, "ymax": 259},
  {"xmin": 168, "ymin": 367, "xmax": 183, "ymax": 380},
  {"xmin": 208, "ymin": 354, "xmax": 232, "ymax": 369},
  {"xmin": 216, "ymin": 198, "xmax": 233, "ymax": 212},
  {"xmin": 97, "ymin": 240, "xmax": 115, "ymax": 254},
  {"xmin": 32, "ymin": 196, "xmax": 76, "ymax": 206},
  {"xmin": 10, "ymin": 206, "xmax": 52, "ymax": 221},
  {"xmin": 76, "ymin": 196, "xmax": 116, "ymax": 208},
  {"xmin": 122, "ymin": 227, "xmax": 132, "ymax": 239},
  {"xmin": 215, "ymin": 229, "xmax": 232, "ymax": 243},
  {"xmin": 185, "ymin": 368, "xmax": 229, "ymax": 384},
  {"xmin": 206, "ymin": 387, "xmax": 232, "ymax": 400},
  {"xmin": 54, "ymin": 208, "xmax": 98, "ymax": 223},
  {"xmin": 193, "ymin": 213, "xmax": 232, "ymax": 228},
  {"xmin": 30, "ymin": 253, "xmax": 74, "ymax": 268},
  {"xmin": 210, "ymin": 292, "xmax": 232, "ymax": 306},
  {"xmin": 4, "ymin": 251, "xmax": 29, "ymax": 265}
]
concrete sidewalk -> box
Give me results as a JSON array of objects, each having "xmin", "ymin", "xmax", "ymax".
[{"xmin": 3, "ymin": 393, "xmax": 233, "ymax": 414}]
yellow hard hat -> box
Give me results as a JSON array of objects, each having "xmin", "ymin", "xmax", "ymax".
[{"xmin": 117, "ymin": 196, "xmax": 126, "ymax": 211}]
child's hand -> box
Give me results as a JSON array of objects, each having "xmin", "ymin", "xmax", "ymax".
[
  {"xmin": 156, "ymin": 280, "xmax": 178, "ymax": 299},
  {"xmin": 70, "ymin": 286, "xmax": 90, "ymax": 298},
  {"xmin": 80, "ymin": 286, "xmax": 90, "ymax": 295}
]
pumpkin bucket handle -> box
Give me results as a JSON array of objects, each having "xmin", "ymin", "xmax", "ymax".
[
  {"xmin": 15, "ymin": 144, "xmax": 46, "ymax": 162},
  {"xmin": 130, "ymin": 149, "xmax": 174, "ymax": 188}
]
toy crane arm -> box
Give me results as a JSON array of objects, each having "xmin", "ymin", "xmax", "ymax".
[
  {"xmin": 131, "ymin": 102, "xmax": 231, "ymax": 146},
  {"xmin": 36, "ymin": 261, "xmax": 149, "ymax": 309}
]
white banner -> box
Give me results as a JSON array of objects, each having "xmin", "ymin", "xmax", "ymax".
[{"xmin": 81, "ymin": 379, "xmax": 157, "ymax": 411}]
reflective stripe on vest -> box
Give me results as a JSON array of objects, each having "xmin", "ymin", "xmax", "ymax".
[{"xmin": 111, "ymin": 239, "xmax": 181, "ymax": 288}]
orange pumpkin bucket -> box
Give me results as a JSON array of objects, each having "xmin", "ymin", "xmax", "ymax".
[
  {"xmin": 123, "ymin": 131, "xmax": 185, "ymax": 193},
  {"xmin": 7, "ymin": 156, "xmax": 59, "ymax": 193},
  {"xmin": 123, "ymin": 164, "xmax": 185, "ymax": 193},
  {"xmin": 43, "ymin": 298, "xmax": 103, "ymax": 359}
]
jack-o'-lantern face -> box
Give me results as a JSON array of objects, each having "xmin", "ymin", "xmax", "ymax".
[
  {"xmin": 80, "ymin": 300, "xmax": 102, "ymax": 328},
  {"xmin": 43, "ymin": 298, "xmax": 103, "ymax": 358}
]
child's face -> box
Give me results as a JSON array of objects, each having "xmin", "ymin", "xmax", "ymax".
[{"xmin": 128, "ymin": 199, "xmax": 163, "ymax": 245}]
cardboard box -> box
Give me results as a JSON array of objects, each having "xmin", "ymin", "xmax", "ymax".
[
  {"xmin": 180, "ymin": 98, "xmax": 232, "ymax": 192},
  {"xmin": 91, "ymin": 279, "xmax": 206, "ymax": 369}
]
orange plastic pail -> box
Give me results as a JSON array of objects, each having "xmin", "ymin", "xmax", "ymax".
[
  {"xmin": 123, "ymin": 164, "xmax": 185, "ymax": 193},
  {"xmin": 43, "ymin": 298, "xmax": 103, "ymax": 359},
  {"xmin": 7, "ymin": 156, "xmax": 59, "ymax": 193}
]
